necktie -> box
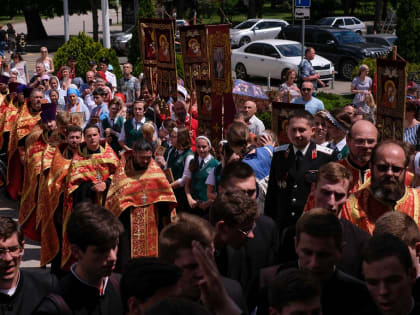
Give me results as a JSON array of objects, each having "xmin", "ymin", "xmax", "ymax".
[
  {"xmin": 199, "ymin": 159, "xmax": 205, "ymax": 169},
  {"xmin": 110, "ymin": 118, "xmax": 114, "ymax": 127},
  {"xmin": 295, "ymin": 151, "xmax": 303, "ymax": 171},
  {"xmin": 328, "ymin": 142, "xmax": 338, "ymax": 152}
]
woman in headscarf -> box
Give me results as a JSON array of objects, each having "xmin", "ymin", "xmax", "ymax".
[
  {"xmin": 45, "ymin": 76, "xmax": 66, "ymax": 109},
  {"xmin": 65, "ymin": 88, "xmax": 90, "ymax": 129}
]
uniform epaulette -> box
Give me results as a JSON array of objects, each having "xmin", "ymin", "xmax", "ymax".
[
  {"xmin": 316, "ymin": 144, "xmax": 334, "ymax": 155},
  {"xmin": 274, "ymin": 144, "xmax": 289, "ymax": 152}
]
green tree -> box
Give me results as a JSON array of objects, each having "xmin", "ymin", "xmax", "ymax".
[
  {"xmin": 54, "ymin": 32, "xmax": 122, "ymax": 79},
  {"xmin": 128, "ymin": 0, "xmax": 156, "ymax": 76},
  {"xmin": 396, "ymin": 0, "xmax": 420, "ymax": 62}
]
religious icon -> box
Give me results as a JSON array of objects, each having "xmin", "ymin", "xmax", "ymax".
[
  {"xmin": 158, "ymin": 34, "xmax": 170, "ymax": 62},
  {"xmin": 213, "ymin": 47, "xmax": 225, "ymax": 79},
  {"xmin": 144, "ymin": 28, "xmax": 156, "ymax": 61},
  {"xmin": 201, "ymin": 95, "xmax": 212, "ymax": 117},
  {"xmin": 187, "ymin": 38, "xmax": 201, "ymax": 57},
  {"xmin": 70, "ymin": 112, "xmax": 85, "ymax": 128},
  {"xmin": 382, "ymin": 80, "xmax": 397, "ymax": 108}
]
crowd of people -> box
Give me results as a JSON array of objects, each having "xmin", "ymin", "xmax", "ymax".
[{"xmin": 0, "ymin": 43, "xmax": 418, "ymax": 315}]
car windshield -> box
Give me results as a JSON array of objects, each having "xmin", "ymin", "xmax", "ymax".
[
  {"xmin": 275, "ymin": 44, "xmax": 302, "ymax": 57},
  {"xmin": 316, "ymin": 17, "xmax": 335, "ymax": 25},
  {"xmin": 234, "ymin": 20, "xmax": 257, "ymax": 30},
  {"xmin": 332, "ymin": 31, "xmax": 365, "ymax": 44},
  {"xmin": 388, "ymin": 36, "xmax": 397, "ymax": 45}
]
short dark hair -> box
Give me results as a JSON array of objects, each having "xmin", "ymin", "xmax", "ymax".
[
  {"xmin": 209, "ymin": 190, "xmax": 258, "ymax": 227},
  {"xmin": 67, "ymin": 202, "xmax": 124, "ymax": 251},
  {"xmin": 305, "ymin": 47, "xmax": 314, "ymax": 55},
  {"xmin": 83, "ymin": 124, "xmax": 100, "ymax": 135},
  {"xmin": 374, "ymin": 212, "xmax": 420, "ymax": 250},
  {"xmin": 0, "ymin": 217, "xmax": 24, "ymax": 245},
  {"xmin": 219, "ymin": 161, "xmax": 255, "ymax": 189},
  {"xmin": 92, "ymin": 88, "xmax": 105, "ymax": 96},
  {"xmin": 362, "ymin": 233, "xmax": 413, "ymax": 272},
  {"xmin": 296, "ymin": 208, "xmax": 343, "ymax": 248},
  {"xmin": 66, "ymin": 124, "xmax": 82, "ymax": 136},
  {"xmin": 288, "ymin": 109, "xmax": 314, "ymax": 126},
  {"xmin": 121, "ymin": 257, "xmax": 182, "ymax": 309},
  {"xmin": 159, "ymin": 213, "xmax": 215, "ymax": 264},
  {"xmin": 371, "ymin": 140, "xmax": 409, "ymax": 168},
  {"xmin": 269, "ymin": 268, "xmax": 320, "ymax": 312},
  {"xmin": 132, "ymin": 139, "xmax": 154, "ymax": 153}
]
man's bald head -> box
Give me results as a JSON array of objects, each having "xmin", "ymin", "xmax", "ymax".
[{"xmin": 347, "ymin": 120, "xmax": 378, "ymax": 166}]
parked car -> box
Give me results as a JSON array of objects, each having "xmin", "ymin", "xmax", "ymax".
[
  {"xmin": 315, "ymin": 16, "xmax": 367, "ymax": 34},
  {"xmin": 231, "ymin": 39, "xmax": 334, "ymax": 84},
  {"xmin": 111, "ymin": 25, "xmax": 135, "ymax": 55},
  {"xmin": 279, "ymin": 25, "xmax": 391, "ymax": 80},
  {"xmin": 364, "ymin": 34, "xmax": 397, "ymax": 48},
  {"xmin": 230, "ymin": 19, "xmax": 289, "ymax": 48}
]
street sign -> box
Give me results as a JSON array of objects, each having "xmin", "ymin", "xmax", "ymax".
[
  {"xmin": 295, "ymin": 7, "xmax": 310, "ymax": 19},
  {"xmin": 295, "ymin": 0, "xmax": 310, "ymax": 7}
]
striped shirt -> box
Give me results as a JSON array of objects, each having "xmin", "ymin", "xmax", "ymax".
[{"xmin": 404, "ymin": 123, "xmax": 420, "ymax": 145}]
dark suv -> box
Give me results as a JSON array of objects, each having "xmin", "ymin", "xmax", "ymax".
[{"xmin": 279, "ymin": 25, "xmax": 391, "ymax": 80}]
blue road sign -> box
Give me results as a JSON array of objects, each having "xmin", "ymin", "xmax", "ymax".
[{"xmin": 295, "ymin": 0, "xmax": 310, "ymax": 7}]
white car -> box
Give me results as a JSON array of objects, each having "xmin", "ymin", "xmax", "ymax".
[
  {"xmin": 316, "ymin": 16, "xmax": 367, "ymax": 34},
  {"xmin": 231, "ymin": 39, "xmax": 334, "ymax": 84},
  {"xmin": 230, "ymin": 19, "xmax": 289, "ymax": 47}
]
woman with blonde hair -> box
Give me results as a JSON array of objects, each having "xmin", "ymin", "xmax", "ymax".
[
  {"xmin": 351, "ymin": 64, "xmax": 373, "ymax": 115},
  {"xmin": 279, "ymin": 69, "xmax": 301, "ymax": 102}
]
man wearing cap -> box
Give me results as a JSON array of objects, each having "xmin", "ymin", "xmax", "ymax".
[
  {"xmin": 99, "ymin": 57, "xmax": 117, "ymax": 91},
  {"xmin": 18, "ymin": 102, "xmax": 59, "ymax": 241},
  {"xmin": 119, "ymin": 63, "xmax": 140, "ymax": 106},
  {"xmin": 0, "ymin": 74, "xmax": 9, "ymax": 105},
  {"xmin": 6, "ymin": 88, "xmax": 42, "ymax": 200}
]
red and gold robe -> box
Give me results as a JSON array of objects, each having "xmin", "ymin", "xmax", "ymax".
[
  {"xmin": 105, "ymin": 154, "xmax": 176, "ymax": 258},
  {"xmin": 18, "ymin": 130, "xmax": 59, "ymax": 241},
  {"xmin": 341, "ymin": 187, "xmax": 420, "ymax": 234},
  {"xmin": 39, "ymin": 143, "xmax": 73, "ymax": 267},
  {"xmin": 6, "ymin": 103, "xmax": 40, "ymax": 199},
  {"xmin": 61, "ymin": 142, "xmax": 119, "ymax": 269},
  {"xmin": 337, "ymin": 158, "xmax": 371, "ymax": 193}
]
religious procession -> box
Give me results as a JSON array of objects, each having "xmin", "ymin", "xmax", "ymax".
[{"xmin": 0, "ymin": 2, "xmax": 419, "ymax": 314}]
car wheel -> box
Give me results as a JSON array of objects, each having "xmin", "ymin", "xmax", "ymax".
[
  {"xmin": 235, "ymin": 63, "xmax": 248, "ymax": 80},
  {"xmin": 340, "ymin": 59, "xmax": 357, "ymax": 81},
  {"xmin": 356, "ymin": 30, "xmax": 362, "ymax": 35},
  {"xmin": 239, "ymin": 36, "xmax": 251, "ymax": 47}
]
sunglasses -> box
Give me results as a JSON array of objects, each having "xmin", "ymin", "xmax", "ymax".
[
  {"xmin": 240, "ymin": 188, "xmax": 256, "ymax": 197},
  {"xmin": 374, "ymin": 163, "xmax": 404, "ymax": 174},
  {"xmin": 302, "ymin": 88, "xmax": 312, "ymax": 92}
]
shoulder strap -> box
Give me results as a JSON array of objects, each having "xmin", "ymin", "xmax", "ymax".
[{"xmin": 47, "ymin": 293, "xmax": 72, "ymax": 315}]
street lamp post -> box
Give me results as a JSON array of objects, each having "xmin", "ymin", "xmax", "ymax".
[{"xmin": 101, "ymin": 0, "xmax": 111, "ymax": 48}]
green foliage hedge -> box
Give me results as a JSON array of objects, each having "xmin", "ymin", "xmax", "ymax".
[
  {"xmin": 316, "ymin": 92, "xmax": 353, "ymax": 111},
  {"xmin": 53, "ymin": 32, "xmax": 122, "ymax": 80}
]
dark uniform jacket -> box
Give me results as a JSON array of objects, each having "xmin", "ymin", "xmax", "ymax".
[
  {"xmin": 33, "ymin": 272, "xmax": 123, "ymax": 315},
  {"xmin": 265, "ymin": 141, "xmax": 336, "ymax": 233},
  {"xmin": 259, "ymin": 261, "xmax": 375, "ymax": 315},
  {"xmin": 0, "ymin": 270, "xmax": 58, "ymax": 315}
]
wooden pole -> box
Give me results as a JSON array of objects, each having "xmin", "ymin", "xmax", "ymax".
[{"xmin": 392, "ymin": 46, "xmax": 397, "ymax": 60}]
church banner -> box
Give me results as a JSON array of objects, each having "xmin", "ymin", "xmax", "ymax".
[
  {"xmin": 139, "ymin": 18, "xmax": 177, "ymax": 100},
  {"xmin": 195, "ymin": 80, "xmax": 214, "ymax": 143},
  {"xmin": 180, "ymin": 24, "xmax": 210, "ymax": 94},
  {"xmin": 376, "ymin": 58, "xmax": 407, "ymax": 141},
  {"xmin": 207, "ymin": 24, "xmax": 235, "ymax": 144}
]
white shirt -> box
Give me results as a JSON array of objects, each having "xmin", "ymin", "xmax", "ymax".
[
  {"xmin": 184, "ymin": 154, "xmax": 213, "ymax": 179},
  {"xmin": 118, "ymin": 117, "xmax": 147, "ymax": 143},
  {"xmin": 205, "ymin": 167, "xmax": 217, "ymax": 186},
  {"xmin": 99, "ymin": 116, "xmax": 124, "ymax": 138},
  {"xmin": 293, "ymin": 142, "xmax": 311, "ymax": 156},
  {"xmin": 105, "ymin": 71, "xmax": 117, "ymax": 89},
  {"xmin": 248, "ymin": 115, "xmax": 265, "ymax": 136},
  {"xmin": 165, "ymin": 147, "xmax": 194, "ymax": 187},
  {"xmin": 335, "ymin": 137, "xmax": 347, "ymax": 152}
]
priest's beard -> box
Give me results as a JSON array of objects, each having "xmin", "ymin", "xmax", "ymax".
[{"xmin": 371, "ymin": 176, "xmax": 405, "ymax": 204}]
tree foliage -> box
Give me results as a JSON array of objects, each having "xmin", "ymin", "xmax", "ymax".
[
  {"xmin": 54, "ymin": 32, "xmax": 122, "ymax": 80},
  {"xmin": 128, "ymin": 0, "xmax": 156, "ymax": 76},
  {"xmin": 395, "ymin": 0, "xmax": 420, "ymax": 63}
]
